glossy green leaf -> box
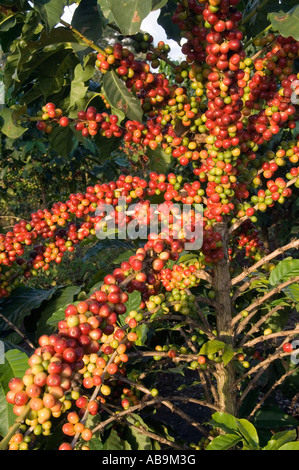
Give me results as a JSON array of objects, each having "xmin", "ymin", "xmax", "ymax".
[
  {"xmin": 283, "ymin": 283, "xmax": 299, "ymax": 302},
  {"xmin": 269, "ymin": 259, "xmax": 299, "ymax": 286},
  {"xmin": 0, "ymin": 107, "xmax": 27, "ymax": 139},
  {"xmin": 47, "ymin": 124, "xmax": 77, "ymax": 159},
  {"xmin": 0, "ymin": 349, "xmax": 29, "ymax": 437},
  {"xmin": 126, "ymin": 290, "xmax": 142, "ymax": 314},
  {"xmin": 102, "ymin": 428, "xmax": 128, "ymax": 450},
  {"xmin": 263, "ymin": 430, "xmax": 297, "ymax": 450},
  {"xmin": 72, "ymin": 0, "xmax": 104, "ymax": 43},
  {"xmin": 242, "ymin": 0, "xmax": 299, "ymax": 40},
  {"xmin": 237, "ymin": 419, "xmax": 259, "ymax": 449},
  {"xmin": 206, "ymin": 433, "xmax": 242, "ymax": 450},
  {"xmin": 268, "ymin": 6, "xmax": 299, "ymax": 41},
  {"xmin": 135, "ymin": 324, "xmax": 149, "ymax": 346},
  {"xmin": 199, "ymin": 340, "xmax": 225, "ymax": 356},
  {"xmin": 98, "ymin": 0, "xmax": 152, "ymax": 35},
  {"xmin": 222, "ymin": 345, "xmax": 235, "ymax": 366},
  {"xmin": 278, "ymin": 442, "xmax": 299, "ymax": 450},
  {"xmin": 102, "ymin": 69, "xmax": 143, "ymax": 122},
  {"xmin": 34, "ymin": 0, "xmax": 69, "ymax": 32},
  {"xmin": 0, "ymin": 286, "xmax": 58, "ymax": 332},
  {"xmin": 253, "ymin": 408, "xmax": 299, "ymax": 429},
  {"xmin": 125, "ymin": 414, "xmax": 153, "ymax": 449},
  {"xmin": 147, "ymin": 146, "xmax": 172, "ymax": 174},
  {"xmin": 209, "ymin": 412, "xmax": 239, "ymax": 434},
  {"xmin": 157, "ymin": 2, "xmax": 181, "ymax": 43},
  {"xmin": 68, "ymin": 59, "xmax": 95, "ymax": 111}
]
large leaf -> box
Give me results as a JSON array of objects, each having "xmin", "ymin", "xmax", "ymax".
[
  {"xmin": 279, "ymin": 442, "xmax": 299, "ymax": 450},
  {"xmin": 242, "ymin": 0, "xmax": 299, "ymax": 40},
  {"xmin": 98, "ymin": 0, "xmax": 152, "ymax": 35},
  {"xmin": 33, "ymin": 0, "xmax": 70, "ymax": 32},
  {"xmin": 47, "ymin": 123, "xmax": 78, "ymax": 159},
  {"xmin": 125, "ymin": 414, "xmax": 153, "ymax": 450},
  {"xmin": 209, "ymin": 412, "xmax": 240, "ymax": 434},
  {"xmin": 253, "ymin": 408, "xmax": 299, "ymax": 429},
  {"xmin": 135, "ymin": 323, "xmax": 149, "ymax": 346},
  {"xmin": 0, "ymin": 106, "xmax": 27, "ymax": 139},
  {"xmin": 71, "ymin": 0, "xmax": 105, "ymax": 59},
  {"xmin": 222, "ymin": 345, "xmax": 235, "ymax": 366},
  {"xmin": 102, "ymin": 428, "xmax": 129, "ymax": 450},
  {"xmin": 126, "ymin": 290, "xmax": 141, "ymax": 314},
  {"xmin": 268, "ymin": 6, "xmax": 299, "ymax": 41},
  {"xmin": 22, "ymin": 49, "xmax": 80, "ymax": 104},
  {"xmin": 206, "ymin": 433, "xmax": 242, "ymax": 451},
  {"xmin": 263, "ymin": 430, "xmax": 298, "ymax": 450},
  {"xmin": 0, "ymin": 349, "xmax": 29, "ymax": 437},
  {"xmin": 4, "ymin": 27, "xmax": 80, "ymax": 99},
  {"xmin": 0, "ymin": 286, "xmax": 58, "ymax": 332},
  {"xmin": 102, "ymin": 69, "xmax": 143, "ymax": 122},
  {"xmin": 237, "ymin": 419, "xmax": 259, "ymax": 449},
  {"xmin": 36, "ymin": 285, "xmax": 82, "ymax": 336},
  {"xmin": 269, "ymin": 259, "xmax": 299, "ymax": 286},
  {"xmin": 157, "ymin": 1, "xmax": 181, "ymax": 43},
  {"xmin": 68, "ymin": 59, "xmax": 96, "ymax": 111},
  {"xmin": 147, "ymin": 146, "xmax": 172, "ymax": 174},
  {"xmin": 199, "ymin": 340, "xmax": 225, "ymax": 356}
]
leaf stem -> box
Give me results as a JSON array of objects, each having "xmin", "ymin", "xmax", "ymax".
[{"xmin": 60, "ymin": 19, "xmax": 107, "ymax": 56}]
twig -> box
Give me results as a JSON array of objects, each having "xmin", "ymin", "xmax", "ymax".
[
  {"xmin": 148, "ymin": 45, "xmax": 178, "ymax": 70},
  {"xmin": 241, "ymin": 327, "xmax": 299, "ymax": 349},
  {"xmin": 234, "ymin": 350, "xmax": 291, "ymax": 393},
  {"xmin": 60, "ymin": 19, "xmax": 106, "ymax": 55},
  {"xmin": 194, "ymin": 269, "xmax": 213, "ymax": 285},
  {"xmin": 100, "ymin": 399, "xmax": 188, "ymax": 449},
  {"xmin": 196, "ymin": 294, "xmax": 221, "ymax": 310},
  {"xmin": 0, "ymin": 312, "xmax": 35, "ymax": 350},
  {"xmin": 185, "ymin": 288, "xmax": 214, "ymax": 337},
  {"xmin": 231, "ymin": 278, "xmax": 254, "ymax": 302},
  {"xmin": 232, "ymin": 238, "xmax": 299, "ymax": 286},
  {"xmin": 178, "ymin": 326, "xmax": 198, "ymax": 354},
  {"xmin": 238, "ymin": 305, "xmax": 284, "ymax": 346},
  {"xmin": 232, "ymin": 276, "xmax": 299, "ymax": 329},
  {"xmin": 162, "ymin": 400, "xmax": 211, "ymax": 438},
  {"xmin": 248, "ymin": 365, "xmax": 299, "ymax": 419}
]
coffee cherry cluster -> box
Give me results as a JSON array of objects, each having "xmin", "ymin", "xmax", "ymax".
[
  {"xmin": 233, "ymin": 220, "xmax": 267, "ymax": 261},
  {"xmin": 6, "ymin": 269, "xmax": 147, "ymax": 449},
  {"xmin": 36, "ymin": 103, "xmax": 123, "ymax": 139},
  {"xmin": 5, "ymin": 227, "xmax": 217, "ymax": 449}
]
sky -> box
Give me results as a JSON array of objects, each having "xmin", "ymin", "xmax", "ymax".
[{"xmin": 61, "ymin": 4, "xmax": 184, "ymax": 61}]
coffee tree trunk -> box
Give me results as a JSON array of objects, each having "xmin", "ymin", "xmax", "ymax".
[{"xmin": 213, "ymin": 222, "xmax": 237, "ymax": 416}]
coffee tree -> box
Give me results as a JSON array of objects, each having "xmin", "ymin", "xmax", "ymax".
[{"xmin": 0, "ymin": 0, "xmax": 299, "ymax": 451}]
